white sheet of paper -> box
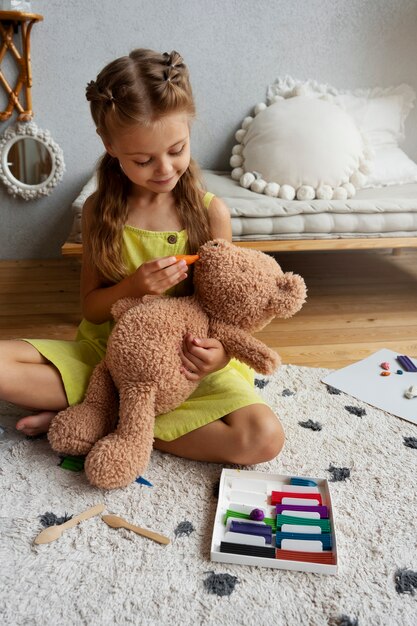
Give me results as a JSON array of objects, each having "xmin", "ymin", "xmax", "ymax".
[{"xmin": 322, "ymin": 349, "xmax": 417, "ymax": 425}]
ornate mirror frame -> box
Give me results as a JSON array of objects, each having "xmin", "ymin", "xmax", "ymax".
[{"xmin": 0, "ymin": 121, "xmax": 65, "ymax": 200}]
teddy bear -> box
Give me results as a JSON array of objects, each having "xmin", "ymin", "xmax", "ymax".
[{"xmin": 48, "ymin": 239, "xmax": 307, "ymax": 489}]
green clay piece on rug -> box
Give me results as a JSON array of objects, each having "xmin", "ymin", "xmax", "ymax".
[
  {"xmin": 59, "ymin": 456, "xmax": 85, "ymax": 471},
  {"xmin": 224, "ymin": 509, "xmax": 276, "ymax": 532},
  {"xmin": 276, "ymin": 513, "xmax": 331, "ymax": 532}
]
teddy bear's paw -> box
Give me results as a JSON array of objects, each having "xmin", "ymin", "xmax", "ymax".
[
  {"xmin": 84, "ymin": 432, "xmax": 153, "ymax": 490},
  {"xmin": 48, "ymin": 406, "xmax": 114, "ymax": 456}
]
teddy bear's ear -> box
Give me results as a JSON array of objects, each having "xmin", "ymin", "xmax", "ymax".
[
  {"xmin": 197, "ymin": 238, "xmax": 231, "ymax": 255},
  {"xmin": 271, "ymin": 272, "xmax": 307, "ymax": 318},
  {"xmin": 111, "ymin": 297, "xmax": 141, "ymax": 321}
]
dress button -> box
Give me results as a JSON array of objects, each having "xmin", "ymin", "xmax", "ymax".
[{"xmin": 167, "ymin": 234, "xmax": 177, "ymax": 244}]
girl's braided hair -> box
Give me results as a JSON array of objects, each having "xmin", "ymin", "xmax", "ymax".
[{"xmin": 85, "ymin": 49, "xmax": 211, "ymax": 283}]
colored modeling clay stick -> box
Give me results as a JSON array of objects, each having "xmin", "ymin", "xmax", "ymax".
[
  {"xmin": 271, "ymin": 491, "xmax": 323, "ymax": 505},
  {"xmin": 175, "ymin": 254, "xmax": 200, "ymax": 265},
  {"xmin": 230, "ymin": 521, "xmax": 272, "ymax": 540},
  {"xmin": 397, "ymin": 355, "xmax": 417, "ymax": 372},
  {"xmin": 281, "ymin": 485, "xmax": 320, "ymax": 494},
  {"xmin": 290, "ymin": 477, "xmax": 318, "ymax": 487},
  {"xmin": 220, "ymin": 541, "xmax": 276, "ymax": 559},
  {"xmin": 275, "ymin": 549, "xmax": 336, "ymax": 564},
  {"xmin": 276, "ymin": 514, "xmax": 331, "ymax": 532},
  {"xmin": 276, "ymin": 504, "xmax": 329, "ymax": 518},
  {"xmin": 275, "ymin": 532, "xmax": 332, "ymax": 550},
  {"xmin": 224, "ymin": 509, "xmax": 277, "ymax": 531}
]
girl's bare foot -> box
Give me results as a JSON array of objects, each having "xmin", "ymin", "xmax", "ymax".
[{"xmin": 16, "ymin": 411, "xmax": 56, "ymax": 436}]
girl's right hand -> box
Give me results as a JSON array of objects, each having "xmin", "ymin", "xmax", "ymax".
[{"xmin": 129, "ymin": 256, "xmax": 188, "ymax": 296}]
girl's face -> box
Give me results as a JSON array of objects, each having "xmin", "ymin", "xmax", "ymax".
[{"xmin": 103, "ymin": 112, "xmax": 191, "ymax": 194}]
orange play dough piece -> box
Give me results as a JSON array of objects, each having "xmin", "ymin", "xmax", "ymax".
[{"xmin": 175, "ymin": 254, "xmax": 200, "ymax": 265}]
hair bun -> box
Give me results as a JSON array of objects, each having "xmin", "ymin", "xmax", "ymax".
[
  {"xmin": 85, "ymin": 80, "xmax": 98, "ymax": 102},
  {"xmin": 163, "ymin": 50, "xmax": 184, "ymax": 68},
  {"xmin": 162, "ymin": 50, "xmax": 186, "ymax": 85},
  {"xmin": 86, "ymin": 80, "xmax": 115, "ymax": 105}
]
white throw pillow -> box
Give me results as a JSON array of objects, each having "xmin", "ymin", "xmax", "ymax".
[
  {"xmin": 266, "ymin": 77, "xmax": 417, "ymax": 187},
  {"xmin": 230, "ymin": 95, "xmax": 371, "ymax": 200},
  {"xmin": 365, "ymin": 146, "xmax": 417, "ymax": 187}
]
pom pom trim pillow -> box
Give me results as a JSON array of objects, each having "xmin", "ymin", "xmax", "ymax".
[
  {"xmin": 230, "ymin": 95, "xmax": 372, "ymax": 200},
  {"xmin": 266, "ymin": 77, "xmax": 417, "ymax": 188}
]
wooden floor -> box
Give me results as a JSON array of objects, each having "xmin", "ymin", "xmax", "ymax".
[{"xmin": 1, "ymin": 248, "xmax": 417, "ymax": 369}]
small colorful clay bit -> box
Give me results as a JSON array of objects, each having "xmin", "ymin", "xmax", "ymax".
[
  {"xmin": 59, "ymin": 455, "xmax": 85, "ymax": 471},
  {"xmin": 380, "ymin": 371, "xmax": 390, "ymax": 377},
  {"xmin": 135, "ymin": 475, "xmax": 153, "ymax": 487},
  {"xmin": 404, "ymin": 385, "xmax": 417, "ymax": 399},
  {"xmin": 249, "ymin": 508, "xmax": 265, "ymax": 521},
  {"xmin": 396, "ymin": 370, "xmax": 403, "ymax": 375},
  {"xmin": 380, "ymin": 362, "xmax": 390, "ymax": 371}
]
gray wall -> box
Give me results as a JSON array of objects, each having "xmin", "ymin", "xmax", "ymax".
[{"xmin": 1, "ymin": 0, "xmax": 417, "ymax": 259}]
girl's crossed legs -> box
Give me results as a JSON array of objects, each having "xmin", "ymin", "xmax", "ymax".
[
  {"xmin": 0, "ymin": 340, "xmax": 68, "ymax": 436},
  {"xmin": 154, "ymin": 404, "xmax": 284, "ymax": 465},
  {"xmin": 0, "ymin": 340, "xmax": 284, "ymax": 463}
]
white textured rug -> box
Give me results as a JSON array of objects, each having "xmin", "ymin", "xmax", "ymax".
[{"xmin": 1, "ymin": 365, "xmax": 417, "ymax": 626}]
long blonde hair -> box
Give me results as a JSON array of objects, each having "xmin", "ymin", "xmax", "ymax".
[{"xmin": 85, "ymin": 49, "xmax": 211, "ymax": 282}]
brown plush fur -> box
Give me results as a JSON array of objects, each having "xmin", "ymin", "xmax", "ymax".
[{"xmin": 48, "ymin": 240, "xmax": 306, "ymax": 489}]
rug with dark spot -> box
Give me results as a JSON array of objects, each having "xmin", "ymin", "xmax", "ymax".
[{"xmin": 0, "ymin": 364, "xmax": 416, "ymax": 626}]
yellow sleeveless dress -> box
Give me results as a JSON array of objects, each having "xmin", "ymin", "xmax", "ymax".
[{"xmin": 24, "ymin": 193, "xmax": 267, "ymax": 441}]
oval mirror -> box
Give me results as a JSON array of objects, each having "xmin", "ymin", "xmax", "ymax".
[
  {"xmin": 7, "ymin": 137, "xmax": 53, "ymax": 186},
  {"xmin": 0, "ymin": 121, "xmax": 65, "ymax": 200}
]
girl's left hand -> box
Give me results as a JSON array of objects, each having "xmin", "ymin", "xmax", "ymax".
[{"xmin": 179, "ymin": 333, "xmax": 230, "ymax": 381}]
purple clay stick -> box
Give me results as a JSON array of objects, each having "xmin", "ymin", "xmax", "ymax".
[
  {"xmin": 275, "ymin": 504, "xmax": 329, "ymax": 518},
  {"xmin": 229, "ymin": 521, "xmax": 272, "ymax": 540},
  {"xmin": 397, "ymin": 355, "xmax": 417, "ymax": 373}
]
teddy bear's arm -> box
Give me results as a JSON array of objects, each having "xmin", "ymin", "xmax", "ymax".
[
  {"xmin": 111, "ymin": 297, "xmax": 143, "ymax": 321},
  {"xmin": 209, "ymin": 320, "xmax": 281, "ymax": 375},
  {"xmin": 111, "ymin": 295, "xmax": 167, "ymax": 321}
]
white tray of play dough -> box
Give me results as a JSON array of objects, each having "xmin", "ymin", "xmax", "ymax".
[{"xmin": 210, "ymin": 468, "xmax": 338, "ymax": 575}]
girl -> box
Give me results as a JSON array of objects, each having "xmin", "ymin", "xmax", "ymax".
[{"xmin": 0, "ymin": 49, "xmax": 284, "ymax": 465}]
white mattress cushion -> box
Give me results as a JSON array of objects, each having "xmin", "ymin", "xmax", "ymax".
[
  {"xmin": 67, "ymin": 170, "xmax": 417, "ymax": 242},
  {"xmin": 203, "ymin": 171, "xmax": 417, "ymax": 239}
]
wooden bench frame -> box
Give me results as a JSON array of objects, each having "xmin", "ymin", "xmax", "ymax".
[{"xmin": 62, "ymin": 236, "xmax": 417, "ymax": 257}]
